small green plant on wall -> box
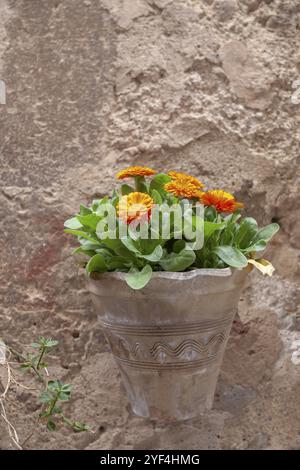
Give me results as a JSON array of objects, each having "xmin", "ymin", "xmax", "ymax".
[{"xmin": 0, "ymin": 337, "xmax": 89, "ymax": 449}]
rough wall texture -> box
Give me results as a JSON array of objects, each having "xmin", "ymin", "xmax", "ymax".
[{"xmin": 0, "ymin": 0, "xmax": 300, "ymax": 450}]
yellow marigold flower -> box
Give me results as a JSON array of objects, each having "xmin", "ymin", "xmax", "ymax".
[
  {"xmin": 117, "ymin": 192, "xmax": 154, "ymax": 224},
  {"xmin": 168, "ymin": 171, "xmax": 204, "ymax": 189},
  {"xmin": 200, "ymin": 190, "xmax": 244, "ymax": 213},
  {"xmin": 116, "ymin": 166, "xmax": 157, "ymax": 180},
  {"xmin": 165, "ymin": 181, "xmax": 204, "ymax": 199}
]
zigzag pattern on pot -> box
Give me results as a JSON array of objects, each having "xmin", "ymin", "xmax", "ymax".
[
  {"xmin": 102, "ymin": 314, "xmax": 235, "ymax": 370},
  {"xmin": 119, "ymin": 339, "xmax": 142, "ymax": 357},
  {"xmin": 149, "ymin": 333, "xmax": 225, "ymax": 359}
]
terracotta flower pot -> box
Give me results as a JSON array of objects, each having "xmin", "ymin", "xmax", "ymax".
[{"xmin": 87, "ymin": 268, "xmax": 248, "ymax": 421}]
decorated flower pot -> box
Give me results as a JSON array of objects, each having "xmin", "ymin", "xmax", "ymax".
[
  {"xmin": 87, "ymin": 267, "xmax": 248, "ymax": 421},
  {"xmin": 65, "ymin": 165, "xmax": 279, "ymax": 419}
]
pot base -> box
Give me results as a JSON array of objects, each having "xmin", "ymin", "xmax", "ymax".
[{"xmin": 121, "ymin": 367, "xmax": 218, "ymax": 421}]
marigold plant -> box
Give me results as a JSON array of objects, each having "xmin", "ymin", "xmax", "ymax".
[{"xmin": 64, "ymin": 167, "xmax": 279, "ymax": 289}]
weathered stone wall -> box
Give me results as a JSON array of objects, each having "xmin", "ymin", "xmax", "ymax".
[{"xmin": 0, "ymin": 0, "xmax": 299, "ymax": 449}]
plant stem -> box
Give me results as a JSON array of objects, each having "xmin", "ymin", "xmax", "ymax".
[
  {"xmin": 61, "ymin": 414, "xmax": 73, "ymax": 428},
  {"xmin": 36, "ymin": 346, "xmax": 46, "ymax": 370},
  {"xmin": 48, "ymin": 392, "xmax": 59, "ymax": 416},
  {"xmin": 134, "ymin": 176, "xmax": 145, "ymax": 192},
  {"xmin": 134, "ymin": 176, "xmax": 139, "ymax": 191},
  {"xmin": 31, "ymin": 366, "xmax": 45, "ymax": 383}
]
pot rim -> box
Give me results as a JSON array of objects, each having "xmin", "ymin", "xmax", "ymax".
[{"xmin": 88, "ymin": 267, "xmax": 246, "ymax": 282}]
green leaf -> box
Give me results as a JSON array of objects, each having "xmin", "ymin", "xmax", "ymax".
[
  {"xmin": 159, "ymin": 248, "xmax": 196, "ymax": 272},
  {"xmin": 47, "ymin": 420, "xmax": 56, "ymax": 431},
  {"xmin": 224, "ymin": 212, "xmax": 242, "ymax": 225},
  {"xmin": 92, "ymin": 199, "xmax": 101, "ymax": 211},
  {"xmin": 139, "ymin": 245, "xmax": 163, "ymax": 262},
  {"xmin": 86, "ymin": 254, "xmax": 107, "ymax": 274},
  {"xmin": 20, "ymin": 363, "xmax": 32, "ymax": 371},
  {"xmin": 77, "ymin": 213, "xmax": 102, "ymax": 231},
  {"xmin": 204, "ymin": 221, "xmax": 225, "ymax": 239},
  {"xmin": 64, "ymin": 229, "xmax": 101, "ymax": 244},
  {"xmin": 121, "ymin": 184, "xmax": 134, "ymax": 195},
  {"xmin": 113, "ymin": 244, "xmax": 138, "ymax": 262},
  {"xmin": 73, "ymin": 422, "xmax": 90, "ymax": 433},
  {"xmin": 80, "ymin": 204, "xmax": 92, "ymax": 216},
  {"xmin": 172, "ymin": 239, "xmax": 186, "ymax": 253},
  {"xmin": 92, "ymin": 196, "xmax": 109, "ymax": 211},
  {"xmin": 106, "ymin": 256, "xmax": 132, "ymax": 270},
  {"xmin": 221, "ymin": 224, "xmax": 236, "ymax": 246},
  {"xmin": 149, "ymin": 173, "xmax": 171, "ymax": 195},
  {"xmin": 204, "ymin": 206, "xmax": 218, "ymax": 222},
  {"xmin": 47, "ymin": 380, "xmax": 60, "ymax": 391},
  {"xmin": 72, "ymin": 247, "xmax": 96, "ymax": 257},
  {"xmin": 44, "ymin": 339, "xmax": 59, "ymax": 348},
  {"xmin": 59, "ymin": 392, "xmax": 71, "ymax": 402},
  {"xmin": 39, "ymin": 391, "xmax": 53, "ymax": 404},
  {"xmin": 138, "ymin": 237, "xmax": 163, "ymax": 254},
  {"xmin": 120, "ymin": 237, "xmax": 140, "ymax": 255},
  {"xmin": 235, "ymin": 217, "xmax": 258, "ymax": 248},
  {"xmin": 121, "ymin": 237, "xmax": 163, "ymax": 262},
  {"xmin": 111, "ymin": 196, "xmax": 119, "ymax": 208},
  {"xmin": 124, "ymin": 265, "xmax": 153, "ymax": 290},
  {"xmin": 95, "ymin": 248, "xmax": 113, "ymax": 260},
  {"xmin": 214, "ymin": 246, "xmax": 248, "ymax": 268},
  {"xmin": 184, "ymin": 215, "xmax": 204, "ymax": 244},
  {"xmin": 255, "ymin": 223, "xmax": 279, "ymax": 242},
  {"xmin": 168, "ymin": 195, "xmax": 179, "ymax": 205},
  {"xmin": 100, "ymin": 237, "xmax": 123, "ymax": 252},
  {"xmin": 64, "ymin": 217, "xmax": 83, "ymax": 230},
  {"xmin": 150, "ymin": 189, "xmax": 162, "ymax": 204},
  {"xmin": 150, "ymin": 173, "xmax": 171, "ymax": 186},
  {"xmin": 77, "ymin": 239, "xmax": 101, "ymax": 251},
  {"xmin": 51, "ymin": 406, "xmax": 62, "ymax": 414},
  {"xmin": 242, "ymin": 240, "xmax": 267, "ymax": 253},
  {"xmin": 99, "ymin": 196, "xmax": 109, "ymax": 205}
]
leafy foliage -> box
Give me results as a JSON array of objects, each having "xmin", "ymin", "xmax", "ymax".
[
  {"xmin": 13, "ymin": 337, "xmax": 89, "ymax": 434},
  {"xmin": 64, "ymin": 169, "xmax": 279, "ymax": 289}
]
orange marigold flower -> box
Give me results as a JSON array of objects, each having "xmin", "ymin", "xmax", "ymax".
[
  {"xmin": 117, "ymin": 192, "xmax": 154, "ymax": 224},
  {"xmin": 116, "ymin": 166, "xmax": 157, "ymax": 180},
  {"xmin": 200, "ymin": 190, "xmax": 244, "ymax": 213},
  {"xmin": 165, "ymin": 181, "xmax": 204, "ymax": 199},
  {"xmin": 168, "ymin": 171, "xmax": 204, "ymax": 189}
]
